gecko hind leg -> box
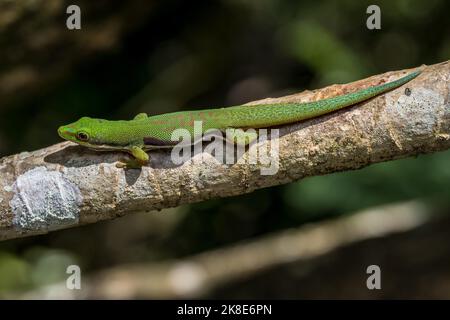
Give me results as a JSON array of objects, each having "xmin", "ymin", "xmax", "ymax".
[{"xmin": 226, "ymin": 128, "xmax": 258, "ymax": 146}]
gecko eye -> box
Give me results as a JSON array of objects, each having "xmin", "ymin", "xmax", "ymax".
[{"xmin": 76, "ymin": 132, "xmax": 89, "ymax": 141}]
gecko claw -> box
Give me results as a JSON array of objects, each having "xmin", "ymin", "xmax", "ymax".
[{"xmin": 116, "ymin": 158, "xmax": 146, "ymax": 169}]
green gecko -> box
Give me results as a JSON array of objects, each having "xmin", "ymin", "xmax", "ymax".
[{"xmin": 58, "ymin": 70, "xmax": 420, "ymax": 168}]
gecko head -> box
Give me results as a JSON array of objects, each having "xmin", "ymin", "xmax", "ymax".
[{"xmin": 58, "ymin": 117, "xmax": 105, "ymax": 148}]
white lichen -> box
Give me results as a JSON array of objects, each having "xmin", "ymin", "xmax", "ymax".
[
  {"xmin": 10, "ymin": 166, "xmax": 82, "ymax": 230},
  {"xmin": 386, "ymin": 87, "xmax": 445, "ymax": 137}
]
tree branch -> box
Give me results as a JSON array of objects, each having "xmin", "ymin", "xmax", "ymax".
[
  {"xmin": 0, "ymin": 61, "xmax": 449, "ymax": 241},
  {"xmin": 19, "ymin": 200, "xmax": 433, "ymax": 299}
]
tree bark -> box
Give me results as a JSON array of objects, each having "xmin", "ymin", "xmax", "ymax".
[{"xmin": 0, "ymin": 61, "xmax": 449, "ymax": 241}]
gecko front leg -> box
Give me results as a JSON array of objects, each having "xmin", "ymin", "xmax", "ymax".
[{"xmin": 116, "ymin": 145, "xmax": 150, "ymax": 169}]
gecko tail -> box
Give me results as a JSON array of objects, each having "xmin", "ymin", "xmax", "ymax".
[
  {"xmin": 297, "ymin": 69, "xmax": 422, "ymax": 118},
  {"xmin": 332, "ymin": 70, "xmax": 421, "ymax": 107}
]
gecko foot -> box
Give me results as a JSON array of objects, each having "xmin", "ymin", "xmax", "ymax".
[{"xmin": 116, "ymin": 158, "xmax": 147, "ymax": 169}]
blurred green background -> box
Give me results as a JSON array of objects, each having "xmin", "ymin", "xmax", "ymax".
[{"xmin": 0, "ymin": 0, "xmax": 449, "ymax": 297}]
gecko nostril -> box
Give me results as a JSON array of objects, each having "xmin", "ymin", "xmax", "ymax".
[{"xmin": 58, "ymin": 126, "xmax": 68, "ymax": 138}]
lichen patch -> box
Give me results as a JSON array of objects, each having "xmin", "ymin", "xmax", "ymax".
[
  {"xmin": 9, "ymin": 166, "xmax": 82, "ymax": 230},
  {"xmin": 386, "ymin": 87, "xmax": 445, "ymax": 138}
]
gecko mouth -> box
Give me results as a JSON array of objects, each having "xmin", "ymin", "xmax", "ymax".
[
  {"xmin": 58, "ymin": 126, "xmax": 76, "ymax": 140},
  {"xmin": 57, "ymin": 126, "xmax": 65, "ymax": 138}
]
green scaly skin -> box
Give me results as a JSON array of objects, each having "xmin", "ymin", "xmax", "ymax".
[{"xmin": 58, "ymin": 70, "xmax": 421, "ymax": 168}]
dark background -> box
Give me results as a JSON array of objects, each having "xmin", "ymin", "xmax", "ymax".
[{"xmin": 0, "ymin": 0, "xmax": 449, "ymax": 297}]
